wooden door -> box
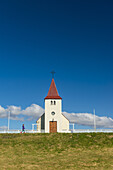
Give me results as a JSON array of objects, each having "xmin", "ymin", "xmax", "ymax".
[{"xmin": 49, "ymin": 121, "xmax": 57, "ymax": 133}]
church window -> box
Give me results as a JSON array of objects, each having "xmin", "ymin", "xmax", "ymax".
[
  {"xmin": 51, "ymin": 111, "xmax": 55, "ymax": 115},
  {"xmin": 54, "ymin": 101, "xmax": 56, "ymax": 105},
  {"xmin": 51, "ymin": 101, "xmax": 53, "ymax": 105}
]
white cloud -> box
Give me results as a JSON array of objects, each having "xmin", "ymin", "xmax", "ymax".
[
  {"xmin": 0, "ymin": 126, "xmax": 8, "ymax": 130},
  {"xmin": 0, "ymin": 104, "xmax": 44, "ymax": 121},
  {"xmin": 0, "ymin": 105, "xmax": 7, "ymax": 118},
  {"xmin": 0, "ymin": 104, "xmax": 113, "ymax": 128},
  {"xmin": 7, "ymin": 106, "xmax": 21, "ymax": 115},
  {"xmin": 6, "ymin": 105, "xmax": 23, "ymax": 121},
  {"xmin": 22, "ymin": 104, "xmax": 44, "ymax": 120},
  {"xmin": 63, "ymin": 112, "xmax": 113, "ymax": 128}
]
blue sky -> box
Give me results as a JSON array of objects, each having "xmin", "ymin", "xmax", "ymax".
[{"xmin": 0, "ymin": 0, "xmax": 113, "ymax": 130}]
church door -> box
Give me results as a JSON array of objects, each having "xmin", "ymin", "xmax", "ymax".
[{"xmin": 49, "ymin": 121, "xmax": 57, "ymax": 133}]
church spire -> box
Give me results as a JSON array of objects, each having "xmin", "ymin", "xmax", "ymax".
[{"xmin": 45, "ymin": 78, "xmax": 62, "ymax": 99}]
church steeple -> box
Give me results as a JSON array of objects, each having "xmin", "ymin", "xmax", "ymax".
[{"xmin": 45, "ymin": 78, "xmax": 62, "ymax": 99}]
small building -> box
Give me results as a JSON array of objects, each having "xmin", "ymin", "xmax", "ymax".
[{"xmin": 36, "ymin": 78, "xmax": 69, "ymax": 133}]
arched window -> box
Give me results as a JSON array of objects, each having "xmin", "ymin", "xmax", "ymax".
[
  {"xmin": 51, "ymin": 101, "xmax": 53, "ymax": 105},
  {"xmin": 54, "ymin": 101, "xmax": 56, "ymax": 105}
]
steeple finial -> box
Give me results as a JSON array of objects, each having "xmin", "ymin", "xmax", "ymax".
[
  {"xmin": 51, "ymin": 71, "xmax": 55, "ymax": 79},
  {"xmin": 45, "ymin": 77, "xmax": 62, "ymax": 99}
]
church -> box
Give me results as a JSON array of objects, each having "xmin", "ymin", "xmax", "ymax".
[{"xmin": 36, "ymin": 78, "xmax": 69, "ymax": 133}]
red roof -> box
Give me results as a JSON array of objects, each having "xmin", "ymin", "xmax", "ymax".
[{"xmin": 45, "ymin": 79, "xmax": 62, "ymax": 99}]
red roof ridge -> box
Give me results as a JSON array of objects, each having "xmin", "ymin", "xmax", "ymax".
[{"xmin": 45, "ymin": 79, "xmax": 62, "ymax": 99}]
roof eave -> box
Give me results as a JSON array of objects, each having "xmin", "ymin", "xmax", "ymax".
[{"xmin": 44, "ymin": 96, "xmax": 62, "ymax": 100}]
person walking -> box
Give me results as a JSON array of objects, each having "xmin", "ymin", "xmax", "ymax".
[{"xmin": 22, "ymin": 124, "xmax": 25, "ymax": 133}]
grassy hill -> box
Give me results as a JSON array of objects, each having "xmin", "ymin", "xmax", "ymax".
[{"xmin": 0, "ymin": 133, "xmax": 113, "ymax": 169}]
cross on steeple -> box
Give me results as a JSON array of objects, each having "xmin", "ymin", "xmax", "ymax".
[
  {"xmin": 45, "ymin": 76, "xmax": 62, "ymax": 99},
  {"xmin": 51, "ymin": 71, "xmax": 55, "ymax": 79}
]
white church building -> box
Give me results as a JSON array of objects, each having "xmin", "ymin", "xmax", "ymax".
[{"xmin": 36, "ymin": 78, "xmax": 69, "ymax": 133}]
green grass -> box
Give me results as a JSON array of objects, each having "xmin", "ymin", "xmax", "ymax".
[{"xmin": 0, "ymin": 133, "xmax": 113, "ymax": 169}]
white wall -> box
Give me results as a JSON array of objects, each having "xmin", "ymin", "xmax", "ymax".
[
  {"xmin": 45, "ymin": 99, "xmax": 69, "ymax": 133},
  {"xmin": 36, "ymin": 117, "xmax": 41, "ymax": 132},
  {"xmin": 45, "ymin": 99, "xmax": 62, "ymax": 132},
  {"xmin": 61, "ymin": 114, "xmax": 69, "ymax": 131}
]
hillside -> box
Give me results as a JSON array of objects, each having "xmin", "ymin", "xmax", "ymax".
[{"xmin": 0, "ymin": 133, "xmax": 113, "ymax": 169}]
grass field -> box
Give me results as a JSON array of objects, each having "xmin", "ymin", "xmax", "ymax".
[{"xmin": 0, "ymin": 133, "xmax": 113, "ymax": 169}]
